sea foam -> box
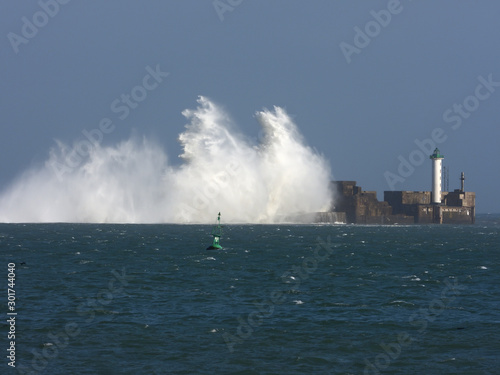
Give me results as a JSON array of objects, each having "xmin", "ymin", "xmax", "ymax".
[{"xmin": 0, "ymin": 97, "xmax": 332, "ymax": 223}]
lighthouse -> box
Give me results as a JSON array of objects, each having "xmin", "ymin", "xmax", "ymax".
[{"xmin": 429, "ymin": 148, "xmax": 444, "ymax": 204}]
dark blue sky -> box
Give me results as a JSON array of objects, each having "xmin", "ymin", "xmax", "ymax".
[{"xmin": 2, "ymin": 0, "xmax": 499, "ymax": 213}]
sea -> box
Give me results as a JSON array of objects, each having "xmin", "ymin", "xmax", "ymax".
[{"xmin": 1, "ymin": 214, "xmax": 499, "ymax": 375}]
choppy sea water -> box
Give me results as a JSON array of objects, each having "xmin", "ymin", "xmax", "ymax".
[{"xmin": 1, "ymin": 215, "xmax": 499, "ymax": 375}]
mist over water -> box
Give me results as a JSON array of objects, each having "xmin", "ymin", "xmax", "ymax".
[{"xmin": 0, "ymin": 97, "xmax": 332, "ymax": 223}]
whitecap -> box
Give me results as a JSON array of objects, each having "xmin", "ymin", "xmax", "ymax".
[{"xmin": 389, "ymin": 300, "xmax": 414, "ymax": 306}]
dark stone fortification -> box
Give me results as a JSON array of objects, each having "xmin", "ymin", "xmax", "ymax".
[{"xmin": 328, "ymin": 181, "xmax": 475, "ymax": 225}]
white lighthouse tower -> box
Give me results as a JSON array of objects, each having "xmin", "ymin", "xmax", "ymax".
[{"xmin": 429, "ymin": 148, "xmax": 444, "ymax": 204}]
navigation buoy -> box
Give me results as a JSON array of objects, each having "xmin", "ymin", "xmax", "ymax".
[{"xmin": 206, "ymin": 212, "xmax": 223, "ymax": 250}]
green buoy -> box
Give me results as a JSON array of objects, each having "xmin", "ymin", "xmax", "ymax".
[{"xmin": 206, "ymin": 212, "xmax": 223, "ymax": 250}]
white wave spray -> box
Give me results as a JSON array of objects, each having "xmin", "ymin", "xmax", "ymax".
[{"xmin": 0, "ymin": 97, "xmax": 332, "ymax": 223}]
